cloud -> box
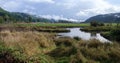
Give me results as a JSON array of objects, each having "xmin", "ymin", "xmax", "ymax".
[
  {"xmin": 76, "ymin": 0, "xmax": 120, "ymax": 17},
  {"xmin": 2, "ymin": 1, "xmax": 22, "ymax": 11},
  {"xmin": 56, "ymin": 0, "xmax": 78, "ymax": 9},
  {"xmin": 40, "ymin": 15, "xmax": 78, "ymax": 22},
  {"xmin": 28, "ymin": 0, "xmax": 55, "ymax": 3}
]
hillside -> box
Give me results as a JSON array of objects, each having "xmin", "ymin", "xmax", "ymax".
[
  {"xmin": 85, "ymin": 13, "xmax": 120, "ymax": 23},
  {"xmin": 0, "ymin": 7, "xmax": 53, "ymax": 23},
  {"xmin": 0, "ymin": 7, "xmax": 75, "ymax": 23}
]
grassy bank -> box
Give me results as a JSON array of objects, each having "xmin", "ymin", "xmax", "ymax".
[
  {"xmin": 0, "ymin": 30, "xmax": 120, "ymax": 63},
  {"xmin": 80, "ymin": 25, "xmax": 120, "ymax": 42},
  {"xmin": 0, "ymin": 25, "xmax": 70, "ymax": 33},
  {"xmin": 101, "ymin": 28, "xmax": 120, "ymax": 42},
  {"xmin": 0, "ymin": 23, "xmax": 89, "ymax": 33},
  {"xmin": 80, "ymin": 23, "xmax": 120, "ymax": 32},
  {"xmin": 80, "ymin": 26, "xmax": 112, "ymax": 32}
]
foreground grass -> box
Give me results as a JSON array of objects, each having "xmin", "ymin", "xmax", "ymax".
[
  {"xmin": 0, "ymin": 30, "xmax": 120, "ymax": 63},
  {"xmin": 52, "ymin": 38, "xmax": 120, "ymax": 63}
]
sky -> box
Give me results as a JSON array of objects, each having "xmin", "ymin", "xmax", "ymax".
[{"xmin": 0, "ymin": 0, "xmax": 120, "ymax": 22}]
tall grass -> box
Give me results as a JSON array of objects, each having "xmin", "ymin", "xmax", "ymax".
[
  {"xmin": 0, "ymin": 30, "xmax": 56, "ymax": 57},
  {"xmin": 49, "ymin": 37, "xmax": 120, "ymax": 63},
  {"xmin": 0, "ymin": 30, "xmax": 120, "ymax": 63}
]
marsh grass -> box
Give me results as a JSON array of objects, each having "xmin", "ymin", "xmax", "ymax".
[
  {"xmin": 80, "ymin": 26, "xmax": 112, "ymax": 32},
  {"xmin": 0, "ymin": 30, "xmax": 56, "ymax": 57},
  {"xmin": 49, "ymin": 37, "xmax": 120, "ymax": 63},
  {"xmin": 0, "ymin": 29, "xmax": 120, "ymax": 63}
]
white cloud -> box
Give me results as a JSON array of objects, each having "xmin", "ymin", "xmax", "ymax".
[
  {"xmin": 25, "ymin": 5, "xmax": 36, "ymax": 10},
  {"xmin": 57, "ymin": 0, "xmax": 77, "ymax": 9},
  {"xmin": 2, "ymin": 1, "xmax": 21, "ymax": 11},
  {"xmin": 22, "ymin": 9, "xmax": 36, "ymax": 15},
  {"xmin": 76, "ymin": 0, "xmax": 120, "ymax": 17},
  {"xmin": 40, "ymin": 15, "xmax": 78, "ymax": 22},
  {"xmin": 28, "ymin": 0, "xmax": 55, "ymax": 3}
]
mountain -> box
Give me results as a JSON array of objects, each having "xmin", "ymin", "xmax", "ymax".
[
  {"xmin": 0, "ymin": 7, "xmax": 7, "ymax": 12},
  {"xmin": 0, "ymin": 7, "xmax": 52, "ymax": 23},
  {"xmin": 0, "ymin": 7, "xmax": 75, "ymax": 23},
  {"xmin": 85, "ymin": 13, "xmax": 120, "ymax": 23}
]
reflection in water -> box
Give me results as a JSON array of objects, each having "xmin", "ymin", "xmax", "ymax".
[
  {"xmin": 91, "ymin": 33, "xmax": 97, "ymax": 37},
  {"xmin": 58, "ymin": 28, "xmax": 110, "ymax": 42}
]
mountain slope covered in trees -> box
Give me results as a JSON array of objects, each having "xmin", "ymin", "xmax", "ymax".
[
  {"xmin": 85, "ymin": 13, "xmax": 120, "ymax": 23},
  {"xmin": 0, "ymin": 7, "xmax": 76, "ymax": 23},
  {"xmin": 0, "ymin": 7, "xmax": 53, "ymax": 23}
]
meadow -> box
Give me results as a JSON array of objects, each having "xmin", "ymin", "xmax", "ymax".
[{"xmin": 0, "ymin": 23, "xmax": 90, "ymax": 27}]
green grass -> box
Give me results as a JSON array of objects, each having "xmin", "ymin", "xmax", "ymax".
[
  {"xmin": 80, "ymin": 23, "xmax": 120, "ymax": 32},
  {"xmin": 80, "ymin": 26, "xmax": 112, "ymax": 32},
  {"xmin": 1, "ymin": 23, "xmax": 90, "ymax": 27},
  {"xmin": 0, "ymin": 23, "xmax": 119, "ymax": 27},
  {"xmin": 105, "ymin": 23, "xmax": 119, "ymax": 26}
]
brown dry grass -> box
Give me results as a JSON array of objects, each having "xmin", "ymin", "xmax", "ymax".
[{"xmin": 0, "ymin": 30, "xmax": 56, "ymax": 57}]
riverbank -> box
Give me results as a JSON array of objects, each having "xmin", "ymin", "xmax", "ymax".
[
  {"xmin": 80, "ymin": 26, "xmax": 120, "ymax": 42},
  {"xmin": 80, "ymin": 26, "xmax": 112, "ymax": 32},
  {"xmin": 101, "ymin": 29, "xmax": 120, "ymax": 42},
  {"xmin": 101, "ymin": 32, "xmax": 112, "ymax": 41},
  {"xmin": 0, "ymin": 25, "xmax": 70, "ymax": 33},
  {"xmin": 0, "ymin": 23, "xmax": 89, "ymax": 33}
]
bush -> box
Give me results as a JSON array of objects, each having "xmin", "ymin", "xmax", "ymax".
[
  {"xmin": 73, "ymin": 36, "xmax": 81, "ymax": 41},
  {"xmin": 110, "ymin": 28, "xmax": 120, "ymax": 41},
  {"xmin": 90, "ymin": 21, "xmax": 104, "ymax": 27}
]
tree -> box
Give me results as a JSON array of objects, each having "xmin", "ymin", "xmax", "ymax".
[
  {"xmin": 90, "ymin": 21, "xmax": 98, "ymax": 27},
  {"xmin": 3, "ymin": 14, "xmax": 9, "ymax": 23},
  {"xmin": 28, "ymin": 17, "xmax": 32, "ymax": 23},
  {"xmin": 111, "ymin": 28, "xmax": 120, "ymax": 41},
  {"xmin": 0, "ymin": 16, "xmax": 4, "ymax": 23},
  {"xmin": 90, "ymin": 21, "xmax": 104, "ymax": 27}
]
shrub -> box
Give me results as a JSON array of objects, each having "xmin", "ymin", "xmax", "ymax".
[
  {"xmin": 73, "ymin": 36, "xmax": 81, "ymax": 41},
  {"xmin": 110, "ymin": 28, "xmax": 120, "ymax": 41},
  {"xmin": 90, "ymin": 21, "xmax": 104, "ymax": 27}
]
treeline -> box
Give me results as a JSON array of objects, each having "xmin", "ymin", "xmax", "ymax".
[
  {"xmin": 0, "ymin": 7, "xmax": 54, "ymax": 23},
  {"xmin": 0, "ymin": 12, "xmax": 51, "ymax": 23}
]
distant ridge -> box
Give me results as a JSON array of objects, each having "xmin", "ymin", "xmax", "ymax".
[
  {"xmin": 85, "ymin": 13, "xmax": 120, "ymax": 23},
  {"xmin": 0, "ymin": 7, "xmax": 74, "ymax": 23}
]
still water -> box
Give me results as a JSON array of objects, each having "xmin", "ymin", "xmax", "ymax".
[{"xmin": 58, "ymin": 28, "xmax": 110, "ymax": 42}]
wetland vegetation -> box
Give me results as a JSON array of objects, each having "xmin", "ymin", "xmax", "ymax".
[{"xmin": 0, "ymin": 23, "xmax": 119, "ymax": 63}]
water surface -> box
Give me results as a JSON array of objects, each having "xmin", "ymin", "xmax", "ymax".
[{"xmin": 58, "ymin": 28, "xmax": 110, "ymax": 42}]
